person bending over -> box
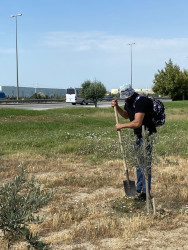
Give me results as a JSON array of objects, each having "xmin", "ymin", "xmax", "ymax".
[{"xmin": 111, "ymin": 84, "xmax": 156, "ymax": 201}]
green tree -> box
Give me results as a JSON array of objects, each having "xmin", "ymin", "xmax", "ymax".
[
  {"xmin": 80, "ymin": 80, "xmax": 106, "ymax": 107},
  {"xmin": 152, "ymin": 59, "xmax": 188, "ymax": 100}
]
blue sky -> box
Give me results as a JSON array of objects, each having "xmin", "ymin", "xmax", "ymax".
[{"xmin": 1, "ymin": 0, "xmax": 188, "ymax": 91}]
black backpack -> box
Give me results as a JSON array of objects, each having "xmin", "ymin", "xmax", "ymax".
[{"xmin": 133, "ymin": 95, "xmax": 165, "ymax": 127}]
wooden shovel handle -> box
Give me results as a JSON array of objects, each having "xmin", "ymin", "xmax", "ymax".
[{"xmin": 114, "ymin": 106, "xmax": 128, "ymax": 173}]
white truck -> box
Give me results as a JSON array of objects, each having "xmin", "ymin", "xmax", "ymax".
[{"xmin": 66, "ymin": 87, "xmax": 89, "ymax": 105}]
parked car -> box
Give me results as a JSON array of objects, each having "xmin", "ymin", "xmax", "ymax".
[
  {"xmin": 0, "ymin": 92, "xmax": 5, "ymax": 99},
  {"xmin": 103, "ymin": 96, "xmax": 114, "ymax": 101}
]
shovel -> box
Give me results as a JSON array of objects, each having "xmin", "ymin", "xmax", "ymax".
[{"xmin": 114, "ymin": 106, "xmax": 136, "ymax": 197}]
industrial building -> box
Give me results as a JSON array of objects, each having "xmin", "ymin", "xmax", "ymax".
[
  {"xmin": 134, "ymin": 89, "xmax": 154, "ymax": 95},
  {"xmin": 0, "ymin": 86, "xmax": 66, "ymax": 98}
]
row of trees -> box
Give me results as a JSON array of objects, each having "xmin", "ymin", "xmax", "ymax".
[
  {"xmin": 5, "ymin": 59, "xmax": 186, "ymax": 104},
  {"xmin": 80, "ymin": 59, "xmax": 188, "ymax": 108},
  {"xmin": 152, "ymin": 59, "xmax": 188, "ymax": 100},
  {"xmin": 10, "ymin": 59, "xmax": 184, "ymax": 104}
]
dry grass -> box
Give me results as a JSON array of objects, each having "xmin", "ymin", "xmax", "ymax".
[
  {"xmin": 153, "ymin": 156, "xmax": 188, "ymax": 202},
  {"xmin": 167, "ymin": 114, "xmax": 188, "ymax": 120},
  {"xmin": 0, "ymin": 152, "xmax": 187, "ymax": 249}
]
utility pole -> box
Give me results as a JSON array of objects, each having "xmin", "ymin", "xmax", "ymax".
[
  {"xmin": 10, "ymin": 14, "xmax": 22, "ymax": 100},
  {"xmin": 127, "ymin": 43, "xmax": 135, "ymax": 88}
]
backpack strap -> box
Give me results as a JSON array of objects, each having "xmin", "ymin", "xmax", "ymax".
[{"xmin": 133, "ymin": 94, "xmax": 143, "ymax": 108}]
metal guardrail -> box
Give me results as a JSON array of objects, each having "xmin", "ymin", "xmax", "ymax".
[
  {"xmin": 0, "ymin": 97, "xmax": 171, "ymax": 105},
  {"xmin": 0, "ymin": 99, "xmax": 65, "ymax": 104}
]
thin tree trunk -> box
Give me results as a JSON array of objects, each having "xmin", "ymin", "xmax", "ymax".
[{"xmin": 142, "ymin": 126, "xmax": 150, "ymax": 214}]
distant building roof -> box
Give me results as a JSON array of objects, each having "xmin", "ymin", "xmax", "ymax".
[
  {"xmin": 111, "ymin": 89, "xmax": 119, "ymax": 94},
  {"xmin": 135, "ymin": 89, "xmax": 154, "ymax": 94}
]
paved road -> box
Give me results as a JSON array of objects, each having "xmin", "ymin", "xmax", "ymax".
[
  {"xmin": 0, "ymin": 99, "xmax": 171, "ymax": 111},
  {"xmin": 0, "ymin": 101, "xmax": 125, "ymax": 110}
]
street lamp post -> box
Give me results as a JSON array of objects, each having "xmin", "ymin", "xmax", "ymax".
[
  {"xmin": 127, "ymin": 43, "xmax": 135, "ymax": 88},
  {"xmin": 10, "ymin": 14, "xmax": 22, "ymax": 100}
]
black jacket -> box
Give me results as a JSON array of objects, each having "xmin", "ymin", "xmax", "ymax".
[{"xmin": 124, "ymin": 93, "xmax": 157, "ymax": 138}]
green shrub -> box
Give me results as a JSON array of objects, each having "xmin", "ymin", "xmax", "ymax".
[{"xmin": 0, "ymin": 164, "xmax": 55, "ymax": 249}]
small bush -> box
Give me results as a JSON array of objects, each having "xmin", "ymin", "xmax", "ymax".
[{"xmin": 0, "ymin": 163, "xmax": 55, "ymax": 249}]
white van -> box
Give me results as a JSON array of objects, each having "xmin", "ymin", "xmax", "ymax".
[{"xmin": 66, "ymin": 87, "xmax": 88, "ymax": 105}]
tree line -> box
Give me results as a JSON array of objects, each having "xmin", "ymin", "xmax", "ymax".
[
  {"xmin": 78, "ymin": 59, "xmax": 188, "ymax": 107},
  {"xmin": 152, "ymin": 59, "xmax": 188, "ymax": 100}
]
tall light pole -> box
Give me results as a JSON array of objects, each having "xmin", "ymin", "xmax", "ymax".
[
  {"xmin": 127, "ymin": 43, "xmax": 135, "ymax": 88},
  {"xmin": 10, "ymin": 14, "xmax": 22, "ymax": 100}
]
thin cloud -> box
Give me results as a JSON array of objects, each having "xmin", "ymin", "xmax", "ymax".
[
  {"xmin": 41, "ymin": 31, "xmax": 188, "ymax": 55},
  {"xmin": 41, "ymin": 31, "xmax": 129, "ymax": 51}
]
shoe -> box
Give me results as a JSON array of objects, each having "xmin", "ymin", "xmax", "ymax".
[{"xmin": 134, "ymin": 192, "xmax": 146, "ymax": 201}]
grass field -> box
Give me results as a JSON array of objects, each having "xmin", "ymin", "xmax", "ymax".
[{"xmin": 0, "ymin": 101, "xmax": 188, "ymax": 249}]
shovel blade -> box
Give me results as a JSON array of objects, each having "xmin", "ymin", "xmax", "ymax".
[{"xmin": 123, "ymin": 180, "xmax": 136, "ymax": 197}]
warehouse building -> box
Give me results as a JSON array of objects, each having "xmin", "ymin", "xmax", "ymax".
[{"xmin": 0, "ymin": 86, "xmax": 66, "ymax": 98}]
